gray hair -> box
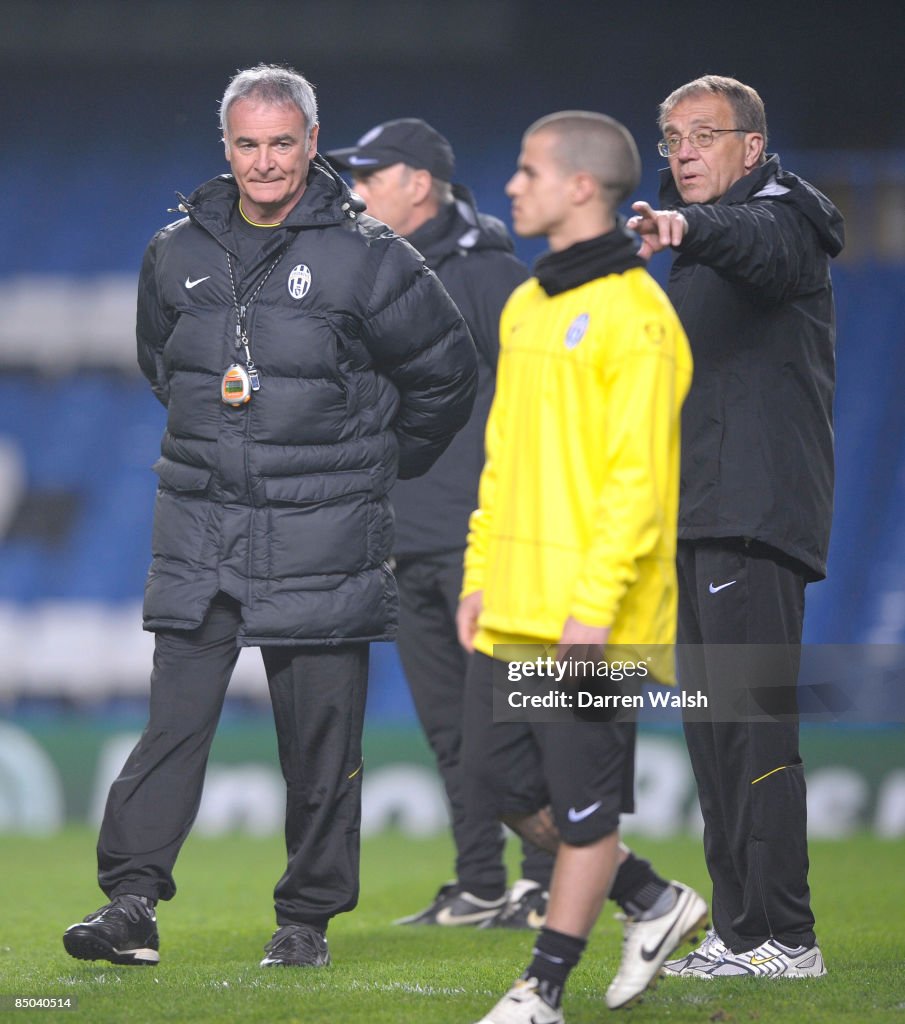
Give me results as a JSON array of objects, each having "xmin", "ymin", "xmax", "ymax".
[
  {"xmin": 525, "ymin": 111, "xmax": 641, "ymax": 205},
  {"xmin": 392, "ymin": 166, "xmax": 454, "ymax": 208},
  {"xmin": 659, "ymin": 75, "xmax": 768, "ymax": 150},
  {"xmin": 429, "ymin": 177, "xmax": 454, "ymax": 206},
  {"xmin": 220, "ymin": 64, "xmax": 318, "ymax": 137}
]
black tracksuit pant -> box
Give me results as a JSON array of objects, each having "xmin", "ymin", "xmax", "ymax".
[
  {"xmin": 97, "ymin": 592, "xmax": 369, "ymax": 929},
  {"xmin": 677, "ymin": 539, "xmax": 817, "ymax": 953},
  {"xmin": 395, "ymin": 551, "xmax": 553, "ymax": 898}
]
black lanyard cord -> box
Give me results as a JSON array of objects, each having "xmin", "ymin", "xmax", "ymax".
[{"xmin": 226, "ymin": 242, "xmax": 292, "ymax": 362}]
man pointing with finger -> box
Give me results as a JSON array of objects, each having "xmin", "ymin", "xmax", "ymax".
[{"xmin": 628, "ymin": 74, "xmax": 844, "ymax": 981}]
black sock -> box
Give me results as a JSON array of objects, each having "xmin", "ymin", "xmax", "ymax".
[
  {"xmin": 524, "ymin": 927, "xmax": 586, "ymax": 1008},
  {"xmin": 608, "ymin": 851, "xmax": 671, "ymax": 917}
]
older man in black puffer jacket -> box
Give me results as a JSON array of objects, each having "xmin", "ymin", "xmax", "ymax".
[{"xmin": 63, "ymin": 64, "xmax": 476, "ymax": 972}]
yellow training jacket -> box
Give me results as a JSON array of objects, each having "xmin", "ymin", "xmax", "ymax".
[{"xmin": 462, "ymin": 264, "xmax": 692, "ymax": 683}]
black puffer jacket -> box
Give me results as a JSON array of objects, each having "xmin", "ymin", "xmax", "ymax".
[
  {"xmin": 662, "ymin": 155, "xmax": 845, "ymax": 579},
  {"xmin": 390, "ymin": 185, "xmax": 528, "ymax": 558},
  {"xmin": 136, "ymin": 157, "xmax": 477, "ymax": 644}
]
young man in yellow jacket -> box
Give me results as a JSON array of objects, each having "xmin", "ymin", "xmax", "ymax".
[{"xmin": 458, "ymin": 112, "xmax": 703, "ymax": 1021}]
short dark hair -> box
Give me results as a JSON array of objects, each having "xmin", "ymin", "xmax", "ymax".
[{"xmin": 526, "ymin": 110, "xmax": 641, "ymax": 205}]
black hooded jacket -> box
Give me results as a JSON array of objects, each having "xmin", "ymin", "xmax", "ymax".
[
  {"xmin": 136, "ymin": 156, "xmax": 477, "ymax": 644},
  {"xmin": 389, "ymin": 184, "xmax": 528, "ymax": 558},
  {"xmin": 661, "ymin": 155, "xmax": 845, "ymax": 579}
]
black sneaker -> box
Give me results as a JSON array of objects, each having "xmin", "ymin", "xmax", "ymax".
[
  {"xmin": 479, "ymin": 879, "xmax": 548, "ymax": 930},
  {"xmin": 393, "ymin": 881, "xmax": 507, "ymax": 926},
  {"xmin": 63, "ymin": 895, "xmax": 159, "ymax": 966},
  {"xmin": 260, "ymin": 924, "xmax": 330, "ymax": 967}
]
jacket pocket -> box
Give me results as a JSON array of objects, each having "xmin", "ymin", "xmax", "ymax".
[
  {"xmin": 152, "ymin": 457, "xmax": 213, "ymax": 494},
  {"xmin": 151, "ymin": 458, "xmax": 214, "ymax": 563},
  {"xmin": 262, "ymin": 475, "xmax": 371, "ymax": 577}
]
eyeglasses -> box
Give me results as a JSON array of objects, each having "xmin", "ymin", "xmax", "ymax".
[{"xmin": 657, "ymin": 128, "xmax": 752, "ymax": 158}]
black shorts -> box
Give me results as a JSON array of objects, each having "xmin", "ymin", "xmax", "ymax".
[{"xmin": 462, "ymin": 651, "xmax": 635, "ymax": 845}]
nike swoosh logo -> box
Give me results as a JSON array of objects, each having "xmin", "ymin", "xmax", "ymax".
[
  {"xmin": 750, "ymin": 954, "xmax": 779, "ymax": 966},
  {"xmin": 346, "ymin": 155, "xmax": 380, "ymax": 166},
  {"xmin": 434, "ymin": 906, "xmax": 498, "ymax": 926},
  {"xmin": 640, "ymin": 888, "xmax": 689, "ymax": 961},
  {"xmin": 640, "ymin": 930, "xmax": 674, "ymax": 962},
  {"xmin": 708, "ymin": 580, "xmax": 737, "ymax": 593},
  {"xmin": 640, "ymin": 899, "xmax": 687, "ymax": 962},
  {"xmin": 567, "ymin": 801, "xmax": 602, "ymax": 823},
  {"xmin": 185, "ymin": 275, "xmax": 211, "ymax": 289}
]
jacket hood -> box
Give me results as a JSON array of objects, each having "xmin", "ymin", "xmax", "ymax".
[
  {"xmin": 405, "ymin": 183, "xmax": 515, "ymax": 266},
  {"xmin": 659, "ymin": 154, "xmax": 844, "ymax": 258},
  {"xmin": 176, "ymin": 155, "xmax": 366, "ymax": 236}
]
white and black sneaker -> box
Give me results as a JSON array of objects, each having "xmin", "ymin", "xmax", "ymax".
[
  {"xmin": 479, "ymin": 879, "xmax": 548, "ymax": 930},
  {"xmin": 605, "ymin": 881, "xmax": 708, "ymax": 1009},
  {"xmin": 260, "ymin": 924, "xmax": 330, "ymax": 967},
  {"xmin": 474, "ymin": 977, "xmax": 565, "ymax": 1024},
  {"xmin": 63, "ymin": 894, "xmax": 159, "ymax": 966},
  {"xmin": 393, "ymin": 882, "xmax": 506, "ymax": 926},
  {"xmin": 661, "ymin": 927, "xmax": 727, "ymax": 977},
  {"xmin": 694, "ymin": 938, "xmax": 826, "ymax": 978}
]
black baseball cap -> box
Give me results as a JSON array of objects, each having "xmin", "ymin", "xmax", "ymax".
[{"xmin": 327, "ymin": 118, "xmax": 455, "ymax": 181}]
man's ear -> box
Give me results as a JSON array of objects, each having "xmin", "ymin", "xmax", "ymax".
[
  {"xmin": 570, "ymin": 171, "xmax": 597, "ymax": 206},
  {"xmin": 411, "ymin": 168, "xmax": 434, "ymax": 205},
  {"xmin": 745, "ymin": 132, "xmax": 765, "ymax": 170}
]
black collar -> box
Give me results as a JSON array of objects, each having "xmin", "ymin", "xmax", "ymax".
[
  {"xmin": 407, "ymin": 201, "xmax": 460, "ymax": 261},
  {"xmin": 534, "ymin": 220, "xmax": 645, "ymax": 297}
]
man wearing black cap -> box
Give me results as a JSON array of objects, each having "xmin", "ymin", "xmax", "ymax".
[{"xmin": 328, "ymin": 119, "xmax": 554, "ymax": 929}]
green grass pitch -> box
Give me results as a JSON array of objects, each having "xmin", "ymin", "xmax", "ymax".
[{"xmin": 1, "ymin": 829, "xmax": 903, "ymax": 1022}]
